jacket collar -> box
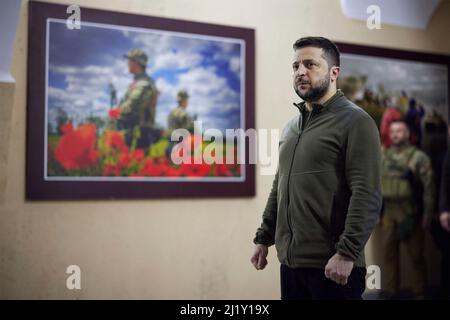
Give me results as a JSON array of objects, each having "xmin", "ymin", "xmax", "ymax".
[{"xmin": 293, "ymin": 89, "xmax": 344, "ymax": 114}]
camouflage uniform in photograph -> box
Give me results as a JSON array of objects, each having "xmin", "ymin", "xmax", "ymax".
[
  {"xmin": 117, "ymin": 48, "xmax": 160, "ymax": 148},
  {"xmin": 167, "ymin": 90, "xmax": 195, "ymax": 134},
  {"xmin": 165, "ymin": 90, "xmax": 196, "ymax": 160},
  {"xmin": 380, "ymin": 142, "xmax": 435, "ymax": 298}
]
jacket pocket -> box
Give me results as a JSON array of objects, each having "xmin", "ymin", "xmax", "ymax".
[{"xmin": 329, "ymin": 193, "xmax": 338, "ymax": 243}]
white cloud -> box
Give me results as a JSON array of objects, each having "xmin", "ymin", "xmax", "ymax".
[
  {"xmin": 212, "ymin": 42, "xmax": 237, "ymax": 61},
  {"xmin": 229, "ymin": 56, "xmax": 240, "ymax": 76},
  {"xmin": 153, "ymin": 51, "xmax": 202, "ymax": 71},
  {"xmin": 178, "ymin": 66, "xmax": 225, "ymax": 95},
  {"xmin": 48, "ymin": 30, "xmax": 243, "ymax": 132},
  {"xmin": 153, "ymin": 66, "xmax": 241, "ymax": 131},
  {"xmin": 48, "ymin": 58, "xmax": 133, "ymax": 127},
  {"xmin": 176, "ymin": 67, "xmax": 241, "ymax": 130}
]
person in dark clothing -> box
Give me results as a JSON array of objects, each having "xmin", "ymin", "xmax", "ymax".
[
  {"xmin": 250, "ymin": 37, "xmax": 382, "ymax": 300},
  {"xmin": 405, "ymin": 98, "xmax": 425, "ymax": 147},
  {"xmin": 422, "ymin": 116, "xmax": 449, "ymax": 299},
  {"xmin": 438, "ymin": 145, "xmax": 450, "ymax": 299}
]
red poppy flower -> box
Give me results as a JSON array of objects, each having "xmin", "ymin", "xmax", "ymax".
[
  {"xmin": 114, "ymin": 164, "xmax": 124, "ymax": 175},
  {"xmin": 119, "ymin": 149, "xmax": 131, "ymax": 167},
  {"xmin": 103, "ymin": 164, "xmax": 115, "ymax": 176},
  {"xmin": 165, "ymin": 166, "xmax": 182, "ymax": 176},
  {"xmin": 214, "ymin": 163, "xmax": 232, "ymax": 176},
  {"xmin": 140, "ymin": 159, "xmax": 162, "ymax": 176},
  {"xmin": 180, "ymin": 162, "xmax": 211, "ymax": 177},
  {"xmin": 108, "ymin": 108, "xmax": 121, "ymax": 119},
  {"xmin": 132, "ymin": 149, "xmax": 145, "ymax": 162},
  {"xmin": 130, "ymin": 173, "xmax": 144, "ymax": 177},
  {"xmin": 55, "ymin": 123, "xmax": 98, "ymax": 169},
  {"xmin": 60, "ymin": 122, "xmax": 74, "ymax": 134},
  {"xmin": 104, "ymin": 130, "xmax": 127, "ymax": 152}
]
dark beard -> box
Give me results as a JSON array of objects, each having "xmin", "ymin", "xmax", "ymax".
[{"xmin": 295, "ymin": 74, "xmax": 330, "ymax": 102}]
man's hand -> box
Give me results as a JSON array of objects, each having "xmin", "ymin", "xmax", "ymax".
[
  {"xmin": 250, "ymin": 244, "xmax": 268, "ymax": 270},
  {"xmin": 440, "ymin": 211, "xmax": 450, "ymax": 232},
  {"xmin": 324, "ymin": 253, "xmax": 354, "ymax": 285}
]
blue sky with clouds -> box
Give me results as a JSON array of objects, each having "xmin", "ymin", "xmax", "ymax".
[{"xmin": 47, "ymin": 20, "xmax": 243, "ymax": 134}]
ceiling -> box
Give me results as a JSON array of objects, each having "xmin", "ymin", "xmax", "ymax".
[{"xmin": 340, "ymin": 0, "xmax": 442, "ymax": 29}]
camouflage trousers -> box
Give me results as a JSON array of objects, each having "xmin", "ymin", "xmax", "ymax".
[{"xmin": 380, "ymin": 201, "xmax": 427, "ymax": 298}]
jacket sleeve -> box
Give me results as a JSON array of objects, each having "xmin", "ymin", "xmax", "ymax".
[
  {"xmin": 336, "ymin": 113, "xmax": 383, "ymax": 261},
  {"xmin": 253, "ymin": 168, "xmax": 279, "ymax": 246},
  {"xmin": 439, "ymin": 147, "xmax": 450, "ymax": 213}
]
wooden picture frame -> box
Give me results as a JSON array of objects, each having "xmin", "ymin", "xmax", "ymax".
[{"xmin": 26, "ymin": 1, "xmax": 255, "ymax": 200}]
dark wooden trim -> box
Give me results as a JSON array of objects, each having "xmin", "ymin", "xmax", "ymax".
[{"xmin": 26, "ymin": 1, "xmax": 255, "ymax": 200}]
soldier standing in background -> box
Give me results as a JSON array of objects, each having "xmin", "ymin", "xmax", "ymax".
[
  {"xmin": 380, "ymin": 96, "xmax": 402, "ymax": 148},
  {"xmin": 380, "ymin": 119, "xmax": 435, "ymax": 299},
  {"xmin": 167, "ymin": 90, "xmax": 195, "ymax": 134},
  {"xmin": 117, "ymin": 48, "xmax": 160, "ymax": 149},
  {"xmin": 165, "ymin": 90, "xmax": 196, "ymax": 160}
]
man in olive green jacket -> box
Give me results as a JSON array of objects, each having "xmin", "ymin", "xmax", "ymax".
[{"xmin": 251, "ymin": 37, "xmax": 382, "ymax": 300}]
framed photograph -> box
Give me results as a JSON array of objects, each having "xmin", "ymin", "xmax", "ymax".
[
  {"xmin": 26, "ymin": 1, "xmax": 255, "ymax": 199},
  {"xmin": 337, "ymin": 42, "xmax": 449, "ymax": 158}
]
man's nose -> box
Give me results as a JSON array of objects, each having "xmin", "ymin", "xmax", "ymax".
[{"xmin": 295, "ymin": 64, "xmax": 307, "ymax": 77}]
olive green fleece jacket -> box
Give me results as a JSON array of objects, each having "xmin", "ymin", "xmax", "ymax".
[{"xmin": 253, "ymin": 90, "xmax": 382, "ymax": 268}]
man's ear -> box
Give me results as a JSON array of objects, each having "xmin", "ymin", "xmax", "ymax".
[{"xmin": 330, "ymin": 66, "xmax": 340, "ymax": 82}]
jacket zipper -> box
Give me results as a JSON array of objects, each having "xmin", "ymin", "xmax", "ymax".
[{"xmin": 285, "ymin": 107, "xmax": 315, "ymax": 266}]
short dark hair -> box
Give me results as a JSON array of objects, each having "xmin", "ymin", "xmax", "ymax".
[{"xmin": 293, "ymin": 36, "xmax": 340, "ymax": 68}]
